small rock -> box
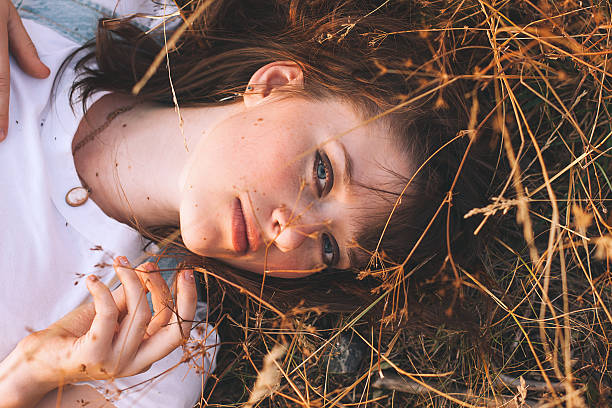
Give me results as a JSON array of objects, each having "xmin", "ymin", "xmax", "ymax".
[{"xmin": 326, "ymin": 332, "xmax": 366, "ymax": 374}]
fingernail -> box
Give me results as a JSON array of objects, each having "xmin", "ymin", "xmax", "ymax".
[
  {"xmin": 0, "ymin": 129, "xmax": 5, "ymax": 141},
  {"xmin": 88, "ymin": 275, "xmax": 98, "ymax": 282},
  {"xmin": 183, "ymin": 269, "xmax": 194, "ymax": 282},
  {"xmin": 117, "ymin": 256, "xmax": 130, "ymax": 266}
]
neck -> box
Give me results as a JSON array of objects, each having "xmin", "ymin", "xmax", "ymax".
[{"xmin": 72, "ymin": 93, "xmax": 242, "ymax": 228}]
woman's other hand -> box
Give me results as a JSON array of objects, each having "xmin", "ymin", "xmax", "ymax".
[
  {"xmin": 0, "ymin": 257, "xmax": 197, "ymax": 407},
  {"xmin": 0, "ymin": 0, "xmax": 50, "ymax": 141}
]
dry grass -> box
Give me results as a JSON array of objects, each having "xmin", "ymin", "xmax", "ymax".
[
  {"xmin": 188, "ymin": 1, "xmax": 612, "ymax": 407},
  {"xmin": 13, "ymin": 0, "xmax": 610, "ymax": 406}
]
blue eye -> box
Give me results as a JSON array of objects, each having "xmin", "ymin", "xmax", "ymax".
[
  {"xmin": 321, "ymin": 233, "xmax": 339, "ymax": 266},
  {"xmin": 323, "ymin": 235, "xmax": 333, "ymax": 253},
  {"xmin": 313, "ymin": 151, "xmax": 334, "ymax": 196},
  {"xmin": 317, "ymin": 160, "xmax": 327, "ymax": 180}
]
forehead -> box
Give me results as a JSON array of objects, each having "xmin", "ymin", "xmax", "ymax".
[{"xmin": 339, "ymin": 117, "xmax": 410, "ymax": 229}]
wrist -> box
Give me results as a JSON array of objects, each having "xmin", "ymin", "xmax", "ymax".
[{"xmin": 0, "ymin": 340, "xmax": 57, "ymax": 407}]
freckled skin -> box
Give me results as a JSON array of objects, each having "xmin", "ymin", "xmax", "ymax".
[{"xmin": 179, "ymin": 96, "xmax": 410, "ymax": 276}]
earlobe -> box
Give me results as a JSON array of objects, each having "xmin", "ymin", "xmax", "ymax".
[{"xmin": 243, "ymin": 61, "xmax": 304, "ymax": 107}]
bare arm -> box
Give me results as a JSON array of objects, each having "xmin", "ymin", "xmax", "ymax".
[{"xmin": 36, "ymin": 385, "xmax": 115, "ymax": 408}]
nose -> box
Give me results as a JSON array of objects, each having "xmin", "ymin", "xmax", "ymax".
[{"xmin": 270, "ymin": 206, "xmax": 318, "ymax": 252}]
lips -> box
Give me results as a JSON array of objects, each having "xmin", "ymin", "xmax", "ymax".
[
  {"xmin": 231, "ymin": 198, "xmax": 248, "ymax": 254},
  {"xmin": 244, "ymin": 205, "xmax": 261, "ymax": 252},
  {"xmin": 231, "ymin": 197, "xmax": 261, "ymax": 255}
]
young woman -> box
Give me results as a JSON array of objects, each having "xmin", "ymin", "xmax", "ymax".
[{"xmin": 0, "ymin": 0, "xmax": 489, "ymax": 406}]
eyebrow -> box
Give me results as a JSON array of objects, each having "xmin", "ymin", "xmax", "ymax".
[
  {"xmin": 334, "ymin": 140, "xmax": 357, "ymax": 269},
  {"xmin": 346, "ymin": 246, "xmax": 360, "ymax": 269},
  {"xmin": 337, "ymin": 140, "xmax": 353, "ymax": 186}
]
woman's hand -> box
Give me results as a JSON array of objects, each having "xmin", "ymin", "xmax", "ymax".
[
  {"xmin": 0, "ymin": 0, "xmax": 50, "ymax": 140},
  {"xmin": 0, "ymin": 257, "xmax": 197, "ymax": 407}
]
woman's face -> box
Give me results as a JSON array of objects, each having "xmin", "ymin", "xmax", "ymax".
[{"xmin": 179, "ymin": 96, "xmax": 410, "ymax": 277}]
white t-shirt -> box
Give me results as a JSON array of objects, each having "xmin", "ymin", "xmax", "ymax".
[{"xmin": 1, "ymin": 2, "xmax": 217, "ymax": 407}]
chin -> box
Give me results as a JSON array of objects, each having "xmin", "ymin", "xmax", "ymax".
[
  {"xmin": 178, "ymin": 216, "xmax": 212, "ymax": 255},
  {"xmin": 178, "ymin": 227, "xmax": 208, "ymax": 256},
  {"xmin": 185, "ymin": 240, "xmax": 239, "ymax": 260}
]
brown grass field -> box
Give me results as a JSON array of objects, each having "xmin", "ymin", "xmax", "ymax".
[{"xmin": 180, "ymin": 1, "xmax": 612, "ymax": 407}]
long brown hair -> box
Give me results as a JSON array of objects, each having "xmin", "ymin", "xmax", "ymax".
[{"xmin": 66, "ymin": 0, "xmax": 494, "ymax": 319}]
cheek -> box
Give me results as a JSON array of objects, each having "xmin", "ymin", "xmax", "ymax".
[{"xmin": 209, "ymin": 122, "xmax": 302, "ymax": 191}]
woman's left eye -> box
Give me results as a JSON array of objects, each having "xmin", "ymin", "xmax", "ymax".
[
  {"xmin": 313, "ymin": 151, "xmax": 334, "ymax": 196},
  {"xmin": 321, "ymin": 232, "xmax": 339, "ymax": 266}
]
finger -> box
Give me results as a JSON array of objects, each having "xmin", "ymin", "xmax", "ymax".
[
  {"xmin": 135, "ymin": 262, "xmax": 173, "ymax": 337},
  {"xmin": 84, "ymin": 275, "xmax": 118, "ymax": 359},
  {"xmin": 102, "ymin": 281, "xmax": 128, "ymax": 327},
  {"xmin": 166, "ymin": 269, "xmax": 197, "ymax": 341},
  {"xmin": 112, "ymin": 257, "xmax": 151, "ymax": 367},
  {"xmin": 0, "ymin": 6, "xmax": 10, "ymax": 139},
  {"xmin": 122, "ymin": 269, "xmax": 197, "ymax": 374},
  {"xmin": 110, "ymin": 282, "xmax": 127, "ymax": 312},
  {"xmin": 7, "ymin": 3, "xmax": 49, "ymax": 78}
]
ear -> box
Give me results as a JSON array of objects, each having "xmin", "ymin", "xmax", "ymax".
[{"xmin": 243, "ymin": 61, "xmax": 304, "ymax": 107}]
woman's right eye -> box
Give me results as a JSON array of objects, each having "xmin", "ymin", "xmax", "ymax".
[{"xmin": 313, "ymin": 151, "xmax": 334, "ymax": 197}]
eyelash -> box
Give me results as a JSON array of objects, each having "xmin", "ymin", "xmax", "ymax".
[{"xmin": 313, "ymin": 151, "xmax": 339, "ymax": 266}]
